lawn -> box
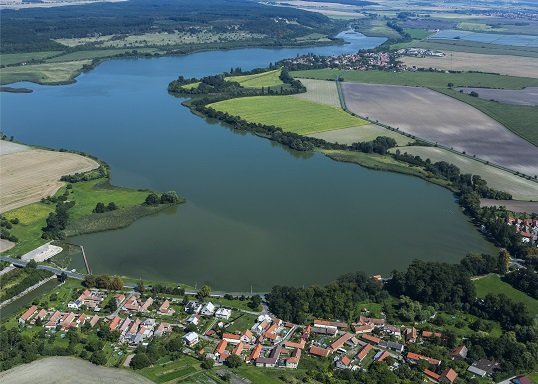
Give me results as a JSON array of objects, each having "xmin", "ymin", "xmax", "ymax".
[
  {"xmin": 474, "ymin": 275, "xmax": 538, "ymax": 318},
  {"xmin": 225, "ymin": 68, "xmax": 284, "ymax": 88},
  {"xmin": 0, "ymin": 60, "xmax": 91, "ymax": 85},
  {"xmin": 234, "ymin": 366, "xmax": 285, "ymax": 384},
  {"xmin": 209, "ymin": 96, "xmax": 365, "ymax": 135},
  {"xmin": 181, "ymin": 82, "xmax": 201, "ymax": 90},
  {"xmin": 139, "ymin": 356, "xmax": 201, "ymax": 383},
  {"xmin": 225, "ymin": 313, "xmax": 258, "ymax": 333}
]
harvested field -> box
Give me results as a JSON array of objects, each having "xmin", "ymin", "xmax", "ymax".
[
  {"xmin": 0, "ymin": 141, "xmax": 29, "ymax": 155},
  {"xmin": 402, "ymin": 52, "xmax": 538, "ymax": 79},
  {"xmin": 292, "ymin": 78, "xmax": 341, "ymax": 107},
  {"xmin": 481, "ymin": 199, "xmax": 538, "ymax": 214},
  {"xmin": 457, "ymin": 87, "xmax": 538, "ymax": 106},
  {"xmin": 389, "ymin": 146, "xmax": 538, "ymax": 201},
  {"xmin": 309, "ymin": 124, "xmax": 412, "ymax": 146},
  {"xmin": 0, "ymin": 149, "xmax": 99, "ymax": 213},
  {"xmin": 209, "ymin": 95, "xmax": 366, "ymax": 135},
  {"xmin": 0, "ymin": 356, "xmax": 153, "ymax": 384},
  {"xmin": 342, "ymin": 82, "xmax": 538, "ymax": 176}
]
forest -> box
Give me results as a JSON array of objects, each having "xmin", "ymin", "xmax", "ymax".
[{"xmin": 0, "ymin": 0, "xmax": 339, "ymax": 53}]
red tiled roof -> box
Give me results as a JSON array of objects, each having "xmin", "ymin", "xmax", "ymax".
[
  {"xmin": 361, "ymin": 334, "xmax": 381, "ymax": 344},
  {"xmin": 223, "ymin": 333, "xmax": 241, "ymax": 340},
  {"xmin": 232, "ymin": 342, "xmax": 245, "ymax": 356},
  {"xmin": 357, "ymin": 343, "xmax": 372, "ymax": 361},
  {"xmin": 330, "ymin": 333, "xmax": 354, "ymax": 351},
  {"xmin": 309, "ymin": 346, "xmax": 331, "ymax": 357},
  {"xmin": 424, "ymin": 369, "xmax": 441, "ymax": 380},
  {"xmin": 377, "ymin": 350, "xmax": 390, "ymax": 362},
  {"xmin": 109, "ymin": 316, "xmax": 121, "ymax": 330},
  {"xmin": 249, "ymin": 343, "xmax": 262, "ymax": 361},
  {"xmin": 284, "ymin": 339, "xmax": 306, "ymax": 349},
  {"xmin": 441, "ymin": 368, "xmax": 458, "ymax": 383},
  {"xmin": 215, "ymin": 340, "xmax": 227, "ymax": 355},
  {"xmin": 407, "ymin": 352, "xmax": 441, "ymax": 366},
  {"xmin": 314, "ymin": 319, "xmax": 347, "ymax": 329},
  {"xmin": 340, "ymin": 356, "xmax": 351, "ymax": 366},
  {"xmin": 20, "ymin": 305, "xmax": 38, "ymax": 321},
  {"xmin": 354, "ymin": 324, "xmax": 375, "ymax": 333}
]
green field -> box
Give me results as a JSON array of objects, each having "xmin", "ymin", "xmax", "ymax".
[
  {"xmin": 404, "ymin": 28, "xmax": 434, "ymax": 39},
  {"xmin": 209, "ymin": 96, "xmax": 365, "ymax": 135},
  {"xmin": 225, "ymin": 69, "xmax": 284, "ymax": 88},
  {"xmin": 139, "ymin": 356, "xmax": 201, "ymax": 383},
  {"xmin": 290, "ymin": 69, "xmax": 538, "ymax": 89},
  {"xmin": 474, "ymin": 275, "xmax": 538, "ymax": 318},
  {"xmin": 352, "ymin": 18, "xmax": 402, "ymax": 39},
  {"xmin": 1, "ymin": 51, "xmax": 62, "ymax": 66},
  {"xmin": 181, "ymin": 82, "xmax": 201, "ymax": 90},
  {"xmin": 0, "ymin": 61, "xmax": 91, "ymax": 85}
]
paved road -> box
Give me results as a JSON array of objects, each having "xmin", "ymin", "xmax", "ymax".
[{"xmin": 0, "ymin": 255, "xmax": 268, "ymax": 297}]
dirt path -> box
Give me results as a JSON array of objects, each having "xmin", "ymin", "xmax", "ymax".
[{"xmin": 0, "ymin": 357, "xmax": 153, "ymax": 384}]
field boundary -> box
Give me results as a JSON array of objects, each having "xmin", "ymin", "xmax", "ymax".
[{"xmin": 334, "ymin": 77, "xmax": 538, "ymax": 190}]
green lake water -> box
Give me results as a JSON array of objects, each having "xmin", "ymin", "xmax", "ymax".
[{"xmin": 0, "ymin": 32, "xmax": 495, "ymax": 290}]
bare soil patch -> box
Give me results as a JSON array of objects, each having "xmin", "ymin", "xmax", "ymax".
[
  {"xmin": 0, "ymin": 239, "xmax": 15, "ymax": 252},
  {"xmin": 481, "ymin": 199, "xmax": 538, "ymax": 214},
  {"xmin": 402, "ymin": 52, "xmax": 538, "ymax": 78},
  {"xmin": 0, "ymin": 141, "xmax": 29, "ymax": 155},
  {"xmin": 0, "ymin": 149, "xmax": 99, "ymax": 213},
  {"xmin": 0, "ymin": 357, "xmax": 152, "ymax": 384},
  {"xmin": 457, "ymin": 87, "xmax": 538, "ymax": 106},
  {"xmin": 342, "ymin": 82, "xmax": 538, "ymax": 176},
  {"xmin": 390, "ymin": 146, "xmax": 538, "ymax": 201}
]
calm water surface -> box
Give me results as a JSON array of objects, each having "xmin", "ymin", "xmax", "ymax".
[{"xmin": 0, "ymin": 33, "xmax": 495, "ymax": 290}]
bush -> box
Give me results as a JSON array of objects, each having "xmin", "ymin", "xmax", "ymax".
[{"xmin": 130, "ymin": 352, "xmax": 151, "ymax": 369}]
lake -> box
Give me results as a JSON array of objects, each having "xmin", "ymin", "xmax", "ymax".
[{"xmin": 0, "ymin": 32, "xmax": 495, "ymax": 291}]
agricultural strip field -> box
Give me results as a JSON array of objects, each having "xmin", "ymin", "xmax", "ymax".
[
  {"xmin": 480, "ymin": 200, "xmax": 538, "ymax": 215},
  {"xmin": 341, "ymin": 82, "xmax": 538, "ymax": 176},
  {"xmin": 208, "ymin": 96, "xmax": 366, "ymax": 135},
  {"xmin": 474, "ymin": 275, "xmax": 538, "ymax": 318},
  {"xmin": 388, "ymin": 146, "xmax": 538, "ymax": 201},
  {"xmin": 0, "ymin": 357, "xmax": 153, "ymax": 384},
  {"xmin": 0, "ymin": 149, "xmax": 99, "ymax": 213},
  {"xmin": 139, "ymin": 356, "xmax": 203, "ymax": 383},
  {"xmin": 225, "ymin": 68, "xmax": 284, "ymax": 88},
  {"xmin": 0, "ymin": 61, "xmax": 91, "ymax": 85},
  {"xmin": 457, "ymin": 87, "xmax": 538, "ymax": 106},
  {"xmin": 309, "ymin": 124, "xmax": 412, "ymax": 146},
  {"xmin": 292, "ymin": 79, "xmax": 341, "ymax": 107},
  {"xmin": 401, "ymin": 52, "xmax": 538, "ymax": 79}
]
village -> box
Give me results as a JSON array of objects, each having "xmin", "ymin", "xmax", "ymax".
[
  {"xmin": 278, "ymin": 51, "xmax": 404, "ymax": 71},
  {"xmin": 15, "ymin": 279, "xmax": 532, "ymax": 384},
  {"xmin": 506, "ymin": 217, "xmax": 538, "ymax": 246}
]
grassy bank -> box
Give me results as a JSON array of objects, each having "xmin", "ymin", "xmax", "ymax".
[
  {"xmin": 0, "ymin": 268, "xmax": 53, "ymax": 302},
  {"xmin": 3, "ymin": 178, "xmax": 183, "ymax": 258},
  {"xmin": 0, "ymin": 61, "xmax": 92, "ymax": 85},
  {"xmin": 323, "ymin": 150, "xmax": 453, "ymax": 189},
  {"xmin": 225, "ymin": 68, "xmax": 284, "ymax": 88},
  {"xmin": 474, "ymin": 275, "xmax": 538, "ymax": 318}
]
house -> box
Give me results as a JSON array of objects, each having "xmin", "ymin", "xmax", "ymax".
[
  {"xmin": 284, "ymin": 339, "xmax": 306, "ymax": 349},
  {"xmin": 422, "ymin": 330, "xmax": 442, "ymax": 339},
  {"xmin": 19, "ymin": 305, "xmax": 38, "ymax": 325},
  {"xmin": 240, "ymin": 330, "xmax": 253, "ymax": 344},
  {"xmin": 214, "ymin": 340, "xmax": 228, "ymax": 356},
  {"xmin": 154, "ymin": 322, "xmax": 171, "ymax": 337},
  {"xmin": 247, "ymin": 343, "xmax": 262, "ymax": 362},
  {"xmin": 407, "ymin": 352, "xmax": 441, "ymax": 366},
  {"xmin": 404, "ymin": 327, "xmax": 417, "ymax": 343},
  {"xmin": 61, "ymin": 312, "xmax": 76, "ymax": 330},
  {"xmin": 357, "ymin": 343, "xmax": 372, "ymax": 362},
  {"xmin": 89, "ymin": 315, "xmax": 100, "ymax": 327},
  {"xmin": 309, "ymin": 345, "xmax": 332, "ymax": 358},
  {"xmin": 109, "ymin": 316, "xmax": 122, "ymax": 331},
  {"xmin": 302, "ymin": 325, "xmax": 311, "ymax": 339},
  {"xmin": 450, "ymin": 345, "xmax": 468, "ymax": 360},
  {"xmin": 158, "ymin": 299, "xmax": 175, "ymax": 315},
  {"xmin": 185, "ymin": 301, "xmax": 202, "ymax": 314},
  {"xmin": 140, "ymin": 297, "xmax": 153, "ymax": 312},
  {"xmin": 361, "ymin": 334, "xmax": 381, "ymax": 345},
  {"xmin": 201, "ymin": 302, "xmax": 215, "ymax": 316},
  {"xmin": 467, "ymin": 358, "xmax": 499, "ymax": 377},
  {"xmin": 286, "ymin": 348, "xmax": 301, "ymax": 369},
  {"xmin": 122, "ymin": 296, "xmax": 141, "ymax": 312},
  {"xmin": 223, "ymin": 333, "xmax": 241, "ymax": 344},
  {"xmin": 336, "ymin": 355, "xmax": 352, "ymax": 369},
  {"xmin": 440, "ymin": 368, "xmax": 457, "ymax": 383},
  {"xmin": 34, "ymin": 309, "xmax": 48, "ymax": 322},
  {"xmin": 114, "ymin": 294, "xmax": 125, "ymax": 305},
  {"xmin": 256, "ymin": 346, "xmax": 281, "ymax": 368},
  {"xmin": 374, "ymin": 350, "xmax": 390, "ymax": 362},
  {"xmin": 424, "ymin": 369, "xmax": 441, "ymax": 382},
  {"xmin": 379, "ymin": 340, "xmax": 404, "ymax": 353},
  {"xmin": 511, "ymin": 376, "xmax": 532, "ymax": 384},
  {"xmin": 119, "ymin": 318, "xmax": 132, "ymax": 334},
  {"xmin": 187, "ymin": 314, "xmax": 200, "ymax": 326},
  {"xmin": 354, "ymin": 324, "xmax": 375, "ymax": 334},
  {"xmin": 232, "ymin": 342, "xmax": 245, "ymax": 356},
  {"xmin": 330, "ymin": 333, "xmax": 354, "ymax": 351},
  {"xmin": 45, "ymin": 310, "xmax": 61, "ymax": 328},
  {"xmin": 314, "ymin": 319, "xmax": 347, "ymax": 330},
  {"xmin": 67, "ymin": 299, "xmax": 83, "ymax": 310},
  {"xmin": 384, "ymin": 324, "xmax": 401, "ymax": 337},
  {"xmin": 359, "ymin": 316, "xmax": 385, "ymax": 326},
  {"xmin": 311, "ymin": 326, "xmax": 337, "ymax": 337},
  {"xmin": 183, "ymin": 331, "xmax": 199, "ymax": 346},
  {"xmin": 215, "ymin": 308, "xmax": 232, "ymax": 320},
  {"xmin": 77, "ymin": 313, "xmax": 87, "ymax": 326}
]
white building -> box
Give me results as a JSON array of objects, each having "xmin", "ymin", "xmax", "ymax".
[
  {"xmin": 201, "ymin": 302, "xmax": 215, "ymax": 316},
  {"xmin": 183, "ymin": 332, "xmax": 199, "ymax": 346},
  {"xmin": 215, "ymin": 308, "xmax": 232, "ymax": 320},
  {"xmin": 187, "ymin": 314, "xmax": 200, "ymax": 326}
]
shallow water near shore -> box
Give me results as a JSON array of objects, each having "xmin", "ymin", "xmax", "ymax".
[{"xmin": 1, "ymin": 32, "xmax": 495, "ymax": 290}]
